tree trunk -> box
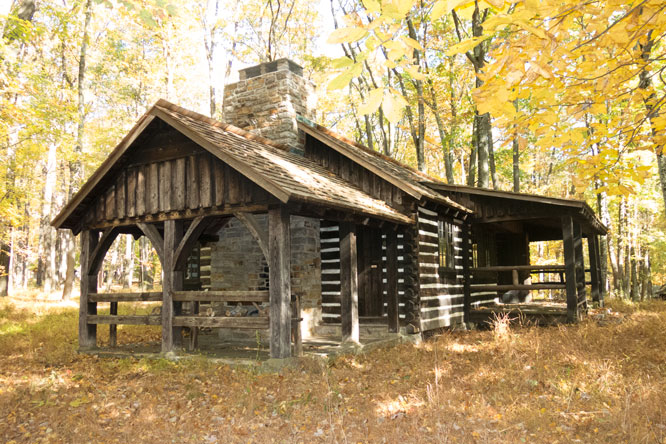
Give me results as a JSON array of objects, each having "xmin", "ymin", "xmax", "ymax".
[
  {"xmin": 63, "ymin": 0, "xmax": 93, "ymax": 300},
  {"xmin": 38, "ymin": 142, "xmax": 58, "ymax": 291},
  {"xmin": 467, "ymin": 116, "xmax": 477, "ymax": 186},
  {"xmin": 512, "ymin": 134, "xmax": 520, "ymax": 192}
]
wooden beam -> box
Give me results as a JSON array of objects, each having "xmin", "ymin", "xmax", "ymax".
[
  {"xmin": 162, "ymin": 220, "xmax": 183, "ymax": 353},
  {"xmin": 234, "ymin": 211, "xmax": 269, "ymax": 259},
  {"xmin": 88, "ymin": 292, "xmax": 162, "ymax": 302},
  {"xmin": 172, "ymin": 290, "xmax": 269, "ymax": 302},
  {"xmin": 340, "ymin": 222, "xmax": 359, "ymax": 343},
  {"xmin": 561, "ymin": 216, "xmax": 579, "ymax": 323},
  {"xmin": 87, "ymin": 226, "xmax": 121, "ymax": 275},
  {"xmin": 173, "ymin": 216, "xmax": 213, "ymax": 271},
  {"xmin": 573, "ymin": 222, "xmax": 587, "ymax": 312},
  {"xmin": 173, "ymin": 316, "xmax": 269, "ymax": 329},
  {"xmin": 268, "ymin": 206, "xmax": 292, "ymax": 359},
  {"xmin": 137, "ymin": 222, "xmax": 165, "ymax": 266},
  {"xmin": 79, "ymin": 230, "xmax": 98, "ymax": 350},
  {"xmin": 386, "ymin": 229, "xmax": 399, "ymax": 333},
  {"xmin": 88, "ymin": 315, "xmax": 161, "ymax": 325}
]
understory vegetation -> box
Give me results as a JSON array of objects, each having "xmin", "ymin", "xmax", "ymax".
[{"xmin": 1, "ymin": 295, "xmax": 665, "ymax": 443}]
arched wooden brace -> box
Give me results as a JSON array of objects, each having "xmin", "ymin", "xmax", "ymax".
[
  {"xmin": 234, "ymin": 212, "xmax": 269, "ymax": 260},
  {"xmin": 137, "ymin": 222, "xmax": 165, "ymax": 266},
  {"xmin": 173, "ymin": 216, "xmax": 214, "ymax": 271},
  {"xmin": 87, "ymin": 227, "xmax": 122, "ymax": 276}
]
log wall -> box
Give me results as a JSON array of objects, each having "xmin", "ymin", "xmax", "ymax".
[{"xmin": 416, "ymin": 206, "xmax": 465, "ymax": 330}]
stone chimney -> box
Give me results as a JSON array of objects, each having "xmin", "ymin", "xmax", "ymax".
[{"xmin": 223, "ymin": 58, "xmax": 316, "ymax": 154}]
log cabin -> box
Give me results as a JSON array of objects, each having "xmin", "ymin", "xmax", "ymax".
[{"xmin": 52, "ymin": 59, "xmax": 606, "ymax": 359}]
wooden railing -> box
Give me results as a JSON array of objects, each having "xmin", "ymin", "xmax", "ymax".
[
  {"xmin": 469, "ymin": 265, "xmax": 588, "ymax": 293},
  {"xmin": 88, "ymin": 290, "xmax": 303, "ymax": 356}
]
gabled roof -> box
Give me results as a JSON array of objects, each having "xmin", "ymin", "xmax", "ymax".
[
  {"xmin": 296, "ymin": 117, "xmax": 472, "ymax": 214},
  {"xmin": 423, "ymin": 182, "xmax": 607, "ymax": 235},
  {"xmin": 52, "ymin": 100, "xmax": 414, "ymax": 230}
]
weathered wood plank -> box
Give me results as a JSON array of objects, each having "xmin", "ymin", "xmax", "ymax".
[
  {"xmin": 162, "ymin": 220, "xmax": 184, "ymax": 352},
  {"xmin": 172, "ymin": 290, "xmax": 270, "ymax": 303},
  {"xmin": 88, "ymin": 227, "xmax": 121, "ymax": 275},
  {"xmin": 573, "ymin": 222, "xmax": 587, "ymax": 312},
  {"xmin": 199, "ymin": 153, "xmax": 213, "ymax": 208},
  {"xmin": 173, "ymin": 157, "xmax": 186, "ymax": 210},
  {"xmin": 109, "ymin": 302, "xmax": 118, "ymax": 347},
  {"xmin": 159, "ymin": 160, "xmax": 172, "ymax": 211},
  {"xmin": 213, "ymin": 160, "xmax": 225, "ymax": 206},
  {"xmin": 127, "ymin": 168, "xmax": 137, "ymax": 218},
  {"xmin": 588, "ymin": 234, "xmax": 600, "ymax": 304},
  {"xmin": 269, "ymin": 206, "xmax": 292, "ymax": 359},
  {"xmin": 136, "ymin": 166, "xmax": 146, "ymax": 215},
  {"xmin": 173, "ymin": 316, "xmax": 269, "ymax": 329},
  {"xmin": 89, "ymin": 292, "xmax": 163, "ymax": 302},
  {"xmin": 173, "ymin": 216, "xmax": 213, "ymax": 271},
  {"xmin": 562, "ymin": 216, "xmax": 579, "ymax": 323},
  {"xmin": 105, "ymin": 186, "xmax": 116, "ymax": 220},
  {"xmin": 148, "ymin": 162, "xmax": 159, "ymax": 213},
  {"xmin": 116, "ymin": 170, "xmax": 126, "ymax": 219},
  {"xmin": 462, "ymin": 222, "xmax": 472, "ymax": 323},
  {"xmin": 340, "ymin": 222, "xmax": 359, "ymax": 343},
  {"xmin": 88, "ymin": 315, "xmax": 161, "ymax": 325},
  {"xmin": 187, "ymin": 155, "xmax": 200, "ymax": 209},
  {"xmin": 234, "ymin": 212, "xmax": 269, "ymax": 260}
]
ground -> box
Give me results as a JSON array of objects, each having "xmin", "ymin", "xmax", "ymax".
[{"xmin": 0, "ymin": 295, "xmax": 665, "ymax": 444}]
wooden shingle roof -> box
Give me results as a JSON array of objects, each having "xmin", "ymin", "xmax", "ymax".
[
  {"xmin": 52, "ymin": 100, "xmax": 414, "ymax": 230},
  {"xmin": 297, "ymin": 117, "xmax": 472, "ymax": 214}
]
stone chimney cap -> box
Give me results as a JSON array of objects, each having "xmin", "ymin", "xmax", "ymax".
[{"xmin": 238, "ymin": 58, "xmax": 304, "ymax": 80}]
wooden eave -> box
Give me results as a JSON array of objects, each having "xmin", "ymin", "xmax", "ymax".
[
  {"xmin": 53, "ymin": 100, "xmax": 414, "ymax": 232},
  {"xmin": 424, "ymin": 182, "xmax": 607, "ymax": 235},
  {"xmin": 297, "ymin": 119, "xmax": 472, "ymax": 215}
]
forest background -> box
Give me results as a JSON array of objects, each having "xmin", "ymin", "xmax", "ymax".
[{"xmin": 0, "ymin": 0, "xmax": 664, "ymax": 301}]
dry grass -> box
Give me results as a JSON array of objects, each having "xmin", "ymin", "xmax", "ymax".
[{"xmin": 1, "ymin": 296, "xmax": 665, "ymax": 443}]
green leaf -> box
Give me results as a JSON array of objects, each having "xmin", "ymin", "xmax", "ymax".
[
  {"xmin": 139, "ymin": 9, "xmax": 157, "ymax": 27},
  {"xmin": 331, "ymin": 57, "xmax": 354, "ymax": 69},
  {"xmin": 327, "ymin": 71, "xmax": 354, "ymax": 91},
  {"xmin": 358, "ymin": 88, "xmax": 384, "ymax": 115},
  {"xmin": 327, "ymin": 27, "xmax": 368, "ymax": 44}
]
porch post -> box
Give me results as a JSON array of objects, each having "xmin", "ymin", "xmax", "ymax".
[
  {"xmin": 386, "ymin": 229, "xmax": 399, "ymax": 333},
  {"xmin": 573, "ymin": 222, "xmax": 587, "ymax": 312},
  {"xmin": 163, "ymin": 220, "xmax": 183, "ymax": 353},
  {"xmin": 269, "ymin": 206, "xmax": 292, "ymax": 359},
  {"xmin": 79, "ymin": 230, "xmax": 98, "ymax": 350},
  {"xmin": 588, "ymin": 234, "xmax": 601, "ymax": 305},
  {"xmin": 561, "ymin": 216, "xmax": 579, "ymax": 322},
  {"xmin": 597, "ymin": 236, "xmax": 606, "ymax": 306},
  {"xmin": 340, "ymin": 222, "xmax": 359, "ymax": 343}
]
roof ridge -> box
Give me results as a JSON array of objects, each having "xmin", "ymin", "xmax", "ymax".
[{"xmin": 154, "ymin": 99, "xmax": 291, "ymax": 152}]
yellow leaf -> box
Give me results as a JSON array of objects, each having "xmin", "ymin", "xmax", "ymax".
[
  {"xmin": 401, "ymin": 36, "xmax": 424, "ymax": 51},
  {"xmin": 362, "ymin": 0, "xmax": 381, "ymax": 13},
  {"xmin": 358, "ymin": 88, "xmax": 384, "ymax": 115},
  {"xmin": 382, "ymin": 0, "xmax": 415, "ymax": 19},
  {"xmin": 445, "ymin": 36, "xmax": 486, "ymax": 56},
  {"xmin": 327, "ymin": 71, "xmax": 354, "ymax": 91},
  {"xmin": 383, "ymin": 91, "xmax": 406, "ymax": 123},
  {"xmin": 330, "ymin": 57, "xmax": 354, "ymax": 69},
  {"xmin": 404, "ymin": 65, "xmax": 426, "ymax": 80},
  {"xmin": 485, "ymin": 0, "xmax": 504, "ymax": 8},
  {"xmin": 455, "ymin": 2, "xmax": 476, "ymax": 20},
  {"xmin": 431, "ymin": 0, "xmax": 447, "ymax": 19},
  {"xmin": 327, "ymin": 27, "xmax": 368, "ymax": 44}
]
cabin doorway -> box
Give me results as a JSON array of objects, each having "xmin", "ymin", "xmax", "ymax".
[{"xmin": 356, "ymin": 226, "xmax": 385, "ymax": 320}]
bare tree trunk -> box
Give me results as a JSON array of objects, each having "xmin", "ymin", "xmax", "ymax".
[
  {"xmin": 37, "ymin": 142, "xmax": 58, "ymax": 291},
  {"xmin": 63, "ymin": 0, "xmax": 93, "ymax": 300},
  {"xmin": 630, "ymin": 245, "xmax": 638, "ymax": 302},
  {"xmin": 512, "ymin": 134, "xmax": 520, "ymax": 192},
  {"xmin": 124, "ymin": 234, "xmax": 135, "ymax": 289},
  {"xmin": 467, "ymin": 117, "xmax": 477, "ymax": 186}
]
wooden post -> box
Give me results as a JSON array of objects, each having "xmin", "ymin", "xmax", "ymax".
[
  {"xmin": 269, "ymin": 206, "xmax": 292, "ymax": 359},
  {"xmin": 109, "ymin": 301, "xmax": 118, "ymax": 347},
  {"xmin": 163, "ymin": 220, "xmax": 183, "ymax": 353},
  {"xmin": 462, "ymin": 221, "xmax": 472, "ymax": 324},
  {"xmin": 340, "ymin": 221, "xmax": 359, "ymax": 343},
  {"xmin": 588, "ymin": 234, "xmax": 600, "ymax": 305},
  {"xmin": 573, "ymin": 222, "xmax": 587, "ymax": 312},
  {"xmin": 561, "ymin": 216, "xmax": 579, "ymax": 323},
  {"xmin": 386, "ymin": 229, "xmax": 399, "ymax": 333},
  {"xmin": 79, "ymin": 230, "xmax": 98, "ymax": 350},
  {"xmin": 597, "ymin": 235, "xmax": 606, "ymax": 306},
  {"xmin": 511, "ymin": 269, "xmax": 520, "ymax": 286}
]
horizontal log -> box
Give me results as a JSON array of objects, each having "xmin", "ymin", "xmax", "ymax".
[
  {"xmin": 88, "ymin": 292, "xmax": 163, "ymax": 302},
  {"xmin": 472, "ymin": 265, "xmax": 566, "ymax": 272},
  {"xmin": 173, "ymin": 316, "xmax": 269, "ymax": 329},
  {"xmin": 87, "ymin": 315, "xmax": 161, "ymax": 325},
  {"xmin": 172, "ymin": 291, "xmax": 269, "ymax": 303},
  {"xmin": 470, "ymin": 283, "xmax": 567, "ymax": 291}
]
